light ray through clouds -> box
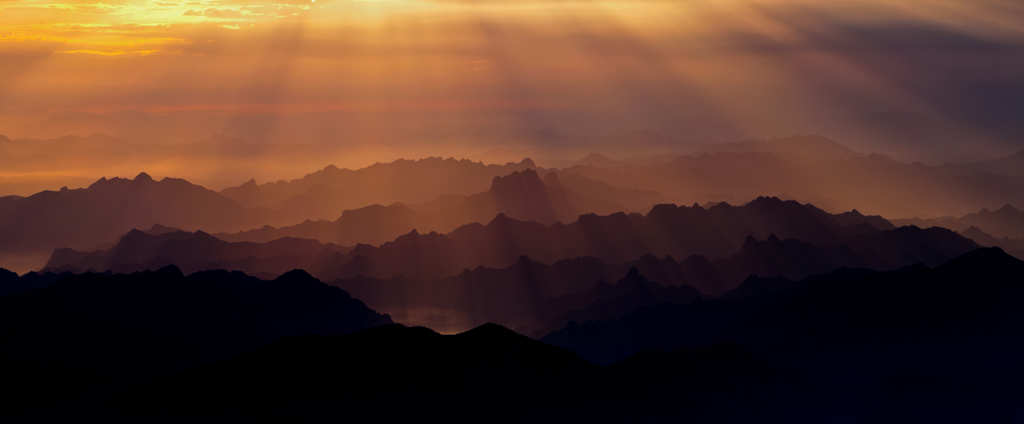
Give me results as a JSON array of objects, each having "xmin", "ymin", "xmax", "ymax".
[{"xmin": 0, "ymin": 0, "xmax": 1023, "ymax": 191}]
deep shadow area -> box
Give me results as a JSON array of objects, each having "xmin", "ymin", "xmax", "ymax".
[{"xmin": 3, "ymin": 248, "xmax": 1024, "ymax": 422}]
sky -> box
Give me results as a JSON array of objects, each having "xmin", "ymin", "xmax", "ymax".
[{"xmin": 2, "ymin": 0, "xmax": 1024, "ymax": 192}]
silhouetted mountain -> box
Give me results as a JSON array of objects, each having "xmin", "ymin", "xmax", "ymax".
[
  {"xmin": 45, "ymin": 229, "xmax": 349, "ymax": 278},
  {"xmin": 960, "ymin": 226, "xmax": 1024, "ymax": 260},
  {"xmin": 0, "ymin": 173, "xmax": 264, "ymax": 261},
  {"xmin": 331, "ymin": 224, "xmax": 974, "ymax": 334},
  {"xmin": 18, "ymin": 249, "xmax": 1024, "ymax": 423},
  {"xmin": 0, "ymin": 266, "xmax": 390, "ymax": 416},
  {"xmin": 42, "ymin": 197, "xmax": 975, "ymax": 337},
  {"xmin": 220, "ymin": 157, "xmax": 539, "ymax": 222},
  {"xmin": 0, "ymin": 267, "xmax": 19, "ymax": 295},
  {"xmin": 536, "ymin": 248, "xmax": 1024, "ymax": 421},
  {"xmin": 104, "ymin": 323, "xmax": 595, "ymax": 421},
  {"xmin": 143, "ymin": 223, "xmax": 185, "ymax": 235},
  {"xmin": 10, "ymin": 251, "xmax": 1024, "ymax": 421},
  {"xmin": 218, "ymin": 168, "xmax": 661, "ymax": 245},
  {"xmin": 218, "ymin": 203, "xmax": 419, "ymax": 245},
  {"xmin": 896, "ymin": 204, "xmax": 1024, "ymax": 239},
  {"xmin": 334, "ymin": 258, "xmax": 707, "ymax": 335},
  {"xmin": 547, "ymin": 268, "xmax": 701, "ymax": 332},
  {"xmin": 563, "ymin": 135, "xmax": 1024, "ymax": 217},
  {"xmin": 48, "ymin": 198, "xmax": 969, "ymax": 292},
  {"xmin": 544, "ymin": 247, "xmax": 1024, "ymax": 364}
]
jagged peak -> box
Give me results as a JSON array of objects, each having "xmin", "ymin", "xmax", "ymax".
[
  {"xmin": 517, "ymin": 158, "xmax": 536, "ymax": 168},
  {"xmin": 89, "ymin": 177, "xmax": 109, "ymax": 188},
  {"xmin": 274, "ymin": 269, "xmax": 318, "ymax": 283},
  {"xmin": 489, "ymin": 212, "xmax": 511, "ymax": 224},
  {"xmin": 490, "ymin": 169, "xmax": 543, "ymax": 190},
  {"xmin": 996, "ymin": 204, "xmax": 1020, "ymax": 213},
  {"xmin": 134, "ymin": 172, "xmax": 154, "ymax": 182}
]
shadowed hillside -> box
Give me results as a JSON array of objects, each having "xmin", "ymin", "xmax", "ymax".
[
  {"xmin": 8, "ymin": 249, "xmax": 1024, "ymax": 422},
  {"xmin": 544, "ymin": 248, "xmax": 1024, "ymax": 364},
  {"xmin": 0, "ymin": 266, "xmax": 391, "ymax": 415}
]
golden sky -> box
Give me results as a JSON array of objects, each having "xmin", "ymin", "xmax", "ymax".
[{"xmin": 1, "ymin": 0, "xmax": 1023, "ymax": 192}]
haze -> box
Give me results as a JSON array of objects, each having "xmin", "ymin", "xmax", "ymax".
[{"xmin": 2, "ymin": 0, "xmax": 1023, "ymax": 193}]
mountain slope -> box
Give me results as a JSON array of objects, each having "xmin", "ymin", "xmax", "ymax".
[
  {"xmin": 217, "ymin": 168, "xmax": 662, "ymax": 245},
  {"xmin": 0, "ymin": 173, "xmax": 260, "ymax": 258},
  {"xmin": 562, "ymin": 135, "xmax": 1024, "ymax": 217},
  {"xmin": 47, "ymin": 197, "xmax": 969, "ymax": 288},
  {"xmin": 45, "ymin": 228, "xmax": 349, "ymax": 278},
  {"xmin": 220, "ymin": 157, "xmax": 538, "ymax": 221},
  {"xmin": 543, "ymin": 247, "xmax": 1024, "ymax": 364},
  {"xmin": 0, "ymin": 266, "xmax": 391, "ymax": 415}
]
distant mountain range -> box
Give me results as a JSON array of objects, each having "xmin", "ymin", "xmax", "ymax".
[
  {"xmin": 45, "ymin": 228, "xmax": 349, "ymax": 278},
  {"xmin": 895, "ymin": 204, "xmax": 1024, "ymax": 239},
  {"xmin": 44, "ymin": 197, "xmax": 919, "ymax": 280},
  {"xmin": 893, "ymin": 205, "xmax": 1024, "ymax": 259},
  {"xmin": 958, "ymin": 226, "xmax": 1024, "ymax": 261},
  {"xmin": 6, "ymin": 137, "xmax": 1024, "ymax": 421},
  {"xmin": 332, "ymin": 223, "xmax": 975, "ymax": 335},
  {"xmin": 0, "ymin": 173, "xmax": 260, "ymax": 259},
  {"xmin": 220, "ymin": 157, "xmax": 540, "ymax": 222},
  {"xmin": 0, "ymin": 158, "xmax": 660, "ymax": 272},
  {"xmin": 561, "ymin": 135, "xmax": 1024, "ymax": 218},
  {"xmin": 217, "ymin": 169, "xmax": 662, "ymax": 245},
  {"xmin": 42, "ymin": 197, "xmax": 978, "ymax": 333}
]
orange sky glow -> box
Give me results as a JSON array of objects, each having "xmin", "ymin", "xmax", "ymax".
[{"xmin": 1, "ymin": 0, "xmax": 1023, "ymax": 193}]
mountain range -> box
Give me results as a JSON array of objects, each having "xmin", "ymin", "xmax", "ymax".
[
  {"xmin": 217, "ymin": 169, "xmax": 661, "ymax": 245},
  {"xmin": 6, "ymin": 248, "xmax": 1023, "ymax": 422},
  {"xmin": 895, "ymin": 204, "xmax": 1024, "ymax": 239},
  {"xmin": 561, "ymin": 135, "xmax": 1024, "ymax": 218},
  {"xmin": 45, "ymin": 196, "xmax": 944, "ymax": 281},
  {"xmin": 0, "ymin": 173, "xmax": 261, "ymax": 271},
  {"xmin": 43, "ymin": 197, "xmax": 978, "ymax": 333},
  {"xmin": 0, "ymin": 158, "xmax": 658, "ymax": 273},
  {"xmin": 219, "ymin": 157, "xmax": 540, "ymax": 222}
]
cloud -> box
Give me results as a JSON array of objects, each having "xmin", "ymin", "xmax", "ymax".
[
  {"xmin": 1, "ymin": 0, "xmax": 1023, "ymax": 163},
  {"xmin": 183, "ymin": 8, "xmax": 245, "ymax": 18}
]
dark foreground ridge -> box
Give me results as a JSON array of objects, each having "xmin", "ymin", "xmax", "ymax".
[
  {"xmin": 4, "ymin": 248, "xmax": 1024, "ymax": 422},
  {"xmin": 0, "ymin": 266, "xmax": 391, "ymax": 416}
]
